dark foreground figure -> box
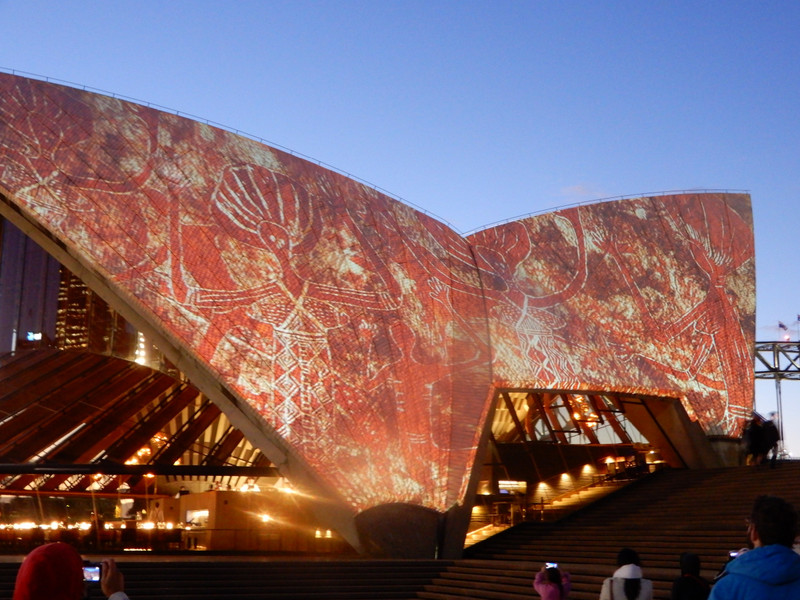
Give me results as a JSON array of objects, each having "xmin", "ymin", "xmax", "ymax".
[
  {"xmin": 13, "ymin": 542, "xmax": 130, "ymax": 600},
  {"xmin": 709, "ymin": 494, "xmax": 800, "ymax": 599},
  {"xmin": 671, "ymin": 551, "xmax": 709, "ymax": 600}
]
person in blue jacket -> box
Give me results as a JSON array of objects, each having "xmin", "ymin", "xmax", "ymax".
[{"xmin": 709, "ymin": 494, "xmax": 800, "ymax": 599}]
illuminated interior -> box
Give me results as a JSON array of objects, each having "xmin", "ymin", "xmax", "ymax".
[{"xmin": 492, "ymin": 391, "xmax": 646, "ymax": 446}]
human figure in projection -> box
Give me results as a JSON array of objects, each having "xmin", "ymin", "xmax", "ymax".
[
  {"xmin": 475, "ymin": 212, "xmax": 589, "ymax": 383},
  {"xmin": 208, "ymin": 164, "xmax": 398, "ymax": 446},
  {"xmin": 593, "ymin": 196, "xmax": 753, "ymax": 432}
]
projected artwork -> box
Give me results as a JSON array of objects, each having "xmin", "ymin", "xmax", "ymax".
[
  {"xmin": 469, "ymin": 194, "xmax": 755, "ymax": 434},
  {"xmin": 0, "ymin": 73, "xmax": 754, "ymax": 518}
]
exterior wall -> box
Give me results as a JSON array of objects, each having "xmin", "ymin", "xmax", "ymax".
[
  {"xmin": 469, "ymin": 194, "xmax": 756, "ymax": 436},
  {"xmin": 0, "ymin": 72, "xmax": 756, "ymax": 555},
  {"xmin": 0, "ymin": 73, "xmax": 493, "ymax": 528}
]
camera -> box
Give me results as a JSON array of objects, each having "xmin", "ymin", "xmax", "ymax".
[
  {"xmin": 83, "ymin": 562, "xmax": 101, "ymax": 582},
  {"xmin": 545, "ymin": 562, "xmax": 558, "ymax": 569},
  {"xmin": 728, "ymin": 551, "xmax": 740, "ymax": 559}
]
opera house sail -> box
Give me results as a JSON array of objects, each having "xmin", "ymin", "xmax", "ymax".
[{"xmin": 0, "ymin": 72, "xmax": 754, "ymax": 557}]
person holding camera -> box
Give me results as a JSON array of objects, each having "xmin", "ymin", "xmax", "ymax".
[
  {"xmin": 533, "ymin": 562, "xmax": 571, "ymax": 600},
  {"xmin": 100, "ymin": 558, "xmax": 129, "ymax": 600},
  {"xmin": 709, "ymin": 494, "xmax": 800, "ymax": 599},
  {"xmin": 12, "ymin": 542, "xmax": 130, "ymax": 600}
]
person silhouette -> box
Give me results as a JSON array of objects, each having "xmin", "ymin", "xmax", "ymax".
[{"xmin": 12, "ymin": 542, "xmax": 130, "ymax": 600}]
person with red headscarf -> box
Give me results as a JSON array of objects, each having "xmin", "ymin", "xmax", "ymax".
[{"xmin": 12, "ymin": 542, "xmax": 129, "ymax": 600}]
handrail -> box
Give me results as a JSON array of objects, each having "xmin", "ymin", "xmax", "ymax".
[
  {"xmin": 0, "ymin": 67, "xmax": 749, "ymax": 238},
  {"xmin": 464, "ymin": 189, "xmax": 751, "ymax": 235},
  {"xmin": 529, "ymin": 466, "xmax": 653, "ymax": 521}
]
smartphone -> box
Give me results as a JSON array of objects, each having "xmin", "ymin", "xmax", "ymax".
[
  {"xmin": 83, "ymin": 562, "xmax": 101, "ymax": 582},
  {"xmin": 545, "ymin": 562, "xmax": 558, "ymax": 569},
  {"xmin": 728, "ymin": 551, "xmax": 739, "ymax": 558}
]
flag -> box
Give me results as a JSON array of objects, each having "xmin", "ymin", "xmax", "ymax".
[{"xmin": 779, "ymin": 321, "xmax": 788, "ymax": 331}]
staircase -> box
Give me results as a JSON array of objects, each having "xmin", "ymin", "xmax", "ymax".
[
  {"xmin": 0, "ymin": 559, "xmax": 450, "ymax": 600},
  {"xmin": 432, "ymin": 462, "xmax": 800, "ymax": 599},
  {"xmin": 541, "ymin": 475, "xmax": 630, "ymax": 519},
  {"xmin": 466, "ymin": 470, "xmax": 631, "ymax": 546},
  {"xmin": 1, "ymin": 464, "xmax": 799, "ymax": 600}
]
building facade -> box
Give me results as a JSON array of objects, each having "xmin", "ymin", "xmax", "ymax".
[{"xmin": 0, "ymin": 73, "xmax": 755, "ymax": 557}]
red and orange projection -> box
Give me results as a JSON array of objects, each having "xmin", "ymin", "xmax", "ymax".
[
  {"xmin": 0, "ymin": 73, "xmax": 754, "ymax": 522},
  {"xmin": 471, "ymin": 194, "xmax": 755, "ymax": 435}
]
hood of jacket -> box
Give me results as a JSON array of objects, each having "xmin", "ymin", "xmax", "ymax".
[
  {"xmin": 724, "ymin": 544, "xmax": 800, "ymax": 587},
  {"xmin": 613, "ymin": 563, "xmax": 643, "ymax": 579},
  {"xmin": 13, "ymin": 542, "xmax": 85, "ymax": 600}
]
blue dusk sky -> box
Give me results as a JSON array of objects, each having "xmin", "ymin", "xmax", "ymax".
[{"xmin": 1, "ymin": 1, "xmax": 799, "ymax": 453}]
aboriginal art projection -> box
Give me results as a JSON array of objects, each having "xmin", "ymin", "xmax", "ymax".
[{"xmin": 0, "ymin": 72, "xmax": 754, "ymax": 553}]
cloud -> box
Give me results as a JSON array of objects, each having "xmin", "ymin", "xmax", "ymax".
[{"xmin": 558, "ymin": 183, "xmax": 606, "ymax": 204}]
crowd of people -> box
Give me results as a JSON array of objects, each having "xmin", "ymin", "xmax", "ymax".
[{"xmin": 531, "ymin": 495, "xmax": 800, "ymax": 600}]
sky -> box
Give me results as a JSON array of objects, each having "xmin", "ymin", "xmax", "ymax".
[{"xmin": 1, "ymin": 1, "xmax": 799, "ymax": 454}]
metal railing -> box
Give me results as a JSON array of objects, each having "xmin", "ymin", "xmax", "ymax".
[
  {"xmin": 0, "ymin": 66, "xmax": 455, "ymax": 231},
  {"xmin": 0, "ymin": 68, "xmax": 748, "ymax": 238}
]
